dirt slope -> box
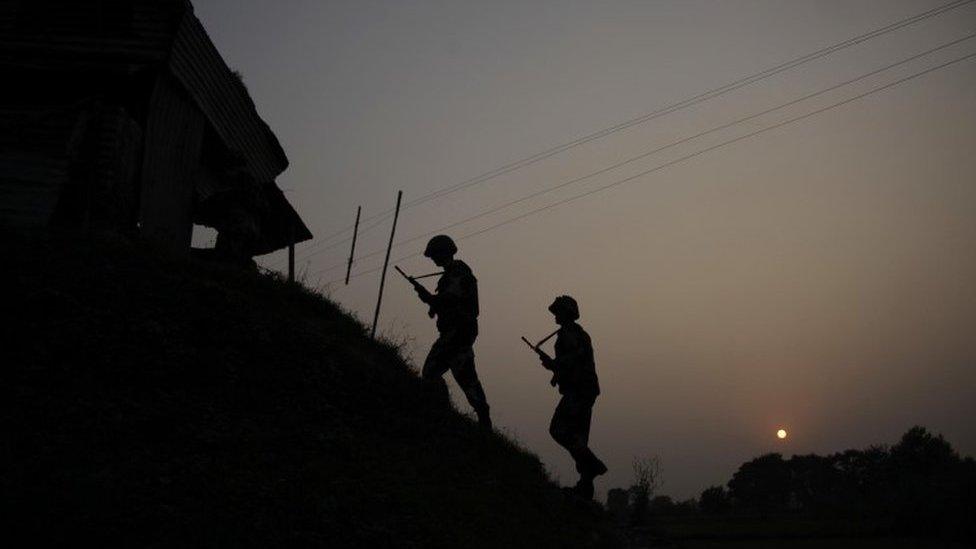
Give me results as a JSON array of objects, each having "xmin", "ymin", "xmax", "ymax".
[{"xmin": 2, "ymin": 234, "xmax": 618, "ymax": 548}]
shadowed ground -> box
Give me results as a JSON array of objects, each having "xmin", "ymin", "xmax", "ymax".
[
  {"xmin": 1, "ymin": 233, "xmax": 619, "ymax": 548},
  {"xmin": 624, "ymin": 515, "xmax": 973, "ymax": 548},
  {"xmin": 672, "ymin": 540, "xmax": 968, "ymax": 549}
]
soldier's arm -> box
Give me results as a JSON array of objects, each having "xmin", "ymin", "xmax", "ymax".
[
  {"xmin": 552, "ymin": 331, "xmax": 591, "ymax": 371},
  {"xmin": 535, "ymin": 348, "xmax": 555, "ymax": 369},
  {"xmin": 425, "ymin": 272, "xmax": 465, "ymax": 311},
  {"xmin": 415, "ymin": 285, "xmax": 434, "ymax": 304}
]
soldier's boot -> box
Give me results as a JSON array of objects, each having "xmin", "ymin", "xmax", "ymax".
[
  {"xmin": 573, "ymin": 477, "xmax": 595, "ymax": 500},
  {"xmin": 589, "ymin": 456, "xmax": 608, "ymax": 477},
  {"xmin": 475, "ymin": 405, "xmax": 492, "ymax": 431},
  {"xmin": 572, "ymin": 448, "xmax": 607, "ymax": 480},
  {"xmin": 456, "ymin": 374, "xmax": 491, "ymax": 430}
]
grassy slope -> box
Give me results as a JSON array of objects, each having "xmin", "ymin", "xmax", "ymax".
[{"xmin": 2, "ymin": 234, "xmax": 619, "ymax": 548}]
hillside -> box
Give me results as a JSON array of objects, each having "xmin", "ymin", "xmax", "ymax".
[{"xmin": 2, "ymin": 233, "xmax": 619, "ymax": 548}]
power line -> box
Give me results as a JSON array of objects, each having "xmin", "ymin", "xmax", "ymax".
[
  {"xmin": 283, "ymin": 0, "xmax": 973, "ymax": 266},
  {"xmin": 327, "ymin": 50, "xmax": 976, "ymax": 285},
  {"xmin": 271, "ymin": 213, "xmax": 392, "ymax": 268},
  {"xmin": 306, "ymin": 33, "xmax": 976, "ymax": 279}
]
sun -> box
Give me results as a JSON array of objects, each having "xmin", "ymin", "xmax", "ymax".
[{"xmin": 777, "ymin": 429, "xmax": 788, "ymax": 440}]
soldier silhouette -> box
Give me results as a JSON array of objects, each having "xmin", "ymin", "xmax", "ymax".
[
  {"xmin": 408, "ymin": 235, "xmax": 491, "ymax": 429},
  {"xmin": 533, "ymin": 295, "xmax": 607, "ymax": 499}
]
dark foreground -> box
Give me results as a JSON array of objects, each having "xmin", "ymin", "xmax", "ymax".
[
  {"xmin": 670, "ymin": 540, "xmax": 967, "ymax": 548},
  {"xmin": 2, "ymin": 234, "xmax": 618, "ymax": 548},
  {"xmin": 625, "ymin": 516, "xmax": 971, "ymax": 548}
]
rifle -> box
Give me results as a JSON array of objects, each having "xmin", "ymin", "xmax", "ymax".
[
  {"xmin": 395, "ymin": 266, "xmax": 436, "ymax": 317},
  {"xmin": 521, "ymin": 329, "xmax": 560, "ymax": 386}
]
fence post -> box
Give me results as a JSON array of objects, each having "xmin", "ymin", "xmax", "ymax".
[
  {"xmin": 287, "ymin": 243, "xmax": 295, "ymax": 282},
  {"xmin": 371, "ymin": 191, "xmax": 403, "ymax": 339},
  {"xmin": 345, "ymin": 205, "xmax": 362, "ymax": 285}
]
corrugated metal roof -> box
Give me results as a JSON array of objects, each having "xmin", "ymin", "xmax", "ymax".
[
  {"xmin": 255, "ymin": 183, "xmax": 312, "ymax": 255},
  {"xmin": 168, "ymin": 9, "xmax": 288, "ymax": 185},
  {"xmin": 166, "ymin": 6, "xmax": 310, "ymax": 249}
]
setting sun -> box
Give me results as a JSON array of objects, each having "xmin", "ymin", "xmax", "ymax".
[{"xmin": 777, "ymin": 429, "xmax": 788, "ymax": 439}]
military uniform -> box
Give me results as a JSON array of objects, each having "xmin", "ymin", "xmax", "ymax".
[
  {"xmin": 420, "ymin": 259, "xmax": 490, "ymax": 421},
  {"xmin": 548, "ymin": 321, "xmax": 606, "ymax": 483}
]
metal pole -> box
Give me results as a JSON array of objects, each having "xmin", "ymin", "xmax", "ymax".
[
  {"xmin": 370, "ymin": 190, "xmax": 403, "ymax": 339},
  {"xmin": 345, "ymin": 205, "xmax": 362, "ymax": 285},
  {"xmin": 287, "ymin": 243, "xmax": 295, "ymax": 282}
]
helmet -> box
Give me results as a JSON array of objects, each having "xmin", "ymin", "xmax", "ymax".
[
  {"xmin": 548, "ymin": 295, "xmax": 579, "ymax": 321},
  {"xmin": 424, "ymin": 235, "xmax": 458, "ymax": 258}
]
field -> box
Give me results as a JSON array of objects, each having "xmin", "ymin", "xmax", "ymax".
[
  {"xmin": 626, "ymin": 516, "xmax": 970, "ymax": 548},
  {"xmin": 673, "ymin": 539, "xmax": 968, "ymax": 548}
]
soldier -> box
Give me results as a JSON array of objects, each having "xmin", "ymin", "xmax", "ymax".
[
  {"xmin": 536, "ymin": 295, "xmax": 607, "ymax": 499},
  {"xmin": 410, "ymin": 235, "xmax": 492, "ymax": 429}
]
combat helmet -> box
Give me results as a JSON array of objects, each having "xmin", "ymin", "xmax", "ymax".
[
  {"xmin": 424, "ymin": 235, "xmax": 458, "ymax": 258},
  {"xmin": 548, "ymin": 295, "xmax": 580, "ymax": 321}
]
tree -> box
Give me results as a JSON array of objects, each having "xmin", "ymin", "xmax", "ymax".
[
  {"xmin": 788, "ymin": 453, "xmax": 842, "ymax": 514},
  {"xmin": 890, "ymin": 426, "xmax": 958, "ymax": 474},
  {"xmin": 888, "ymin": 426, "xmax": 963, "ymax": 535},
  {"xmin": 713, "ymin": 427, "xmax": 975, "ymax": 541},
  {"xmin": 629, "ymin": 456, "xmax": 662, "ymax": 525},
  {"xmin": 833, "ymin": 445, "xmax": 890, "ymax": 515},
  {"xmin": 671, "ymin": 498, "xmax": 698, "ymax": 516},
  {"xmin": 699, "ymin": 485, "xmax": 730, "ymax": 514},
  {"xmin": 649, "ymin": 495, "xmax": 674, "ymax": 515},
  {"xmin": 728, "ymin": 453, "xmax": 791, "ymax": 512}
]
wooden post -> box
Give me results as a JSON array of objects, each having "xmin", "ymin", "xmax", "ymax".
[
  {"xmin": 345, "ymin": 205, "xmax": 362, "ymax": 285},
  {"xmin": 371, "ymin": 191, "xmax": 403, "ymax": 339},
  {"xmin": 287, "ymin": 243, "xmax": 295, "ymax": 282}
]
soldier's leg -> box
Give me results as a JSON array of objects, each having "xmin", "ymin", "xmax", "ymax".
[
  {"xmin": 574, "ymin": 398, "xmax": 607, "ymax": 479},
  {"xmin": 550, "ymin": 397, "xmax": 594, "ymax": 498},
  {"xmin": 450, "ymin": 348, "xmax": 491, "ymax": 428},
  {"xmin": 549, "ymin": 396, "xmax": 579, "ymax": 452},
  {"xmin": 421, "ymin": 337, "xmax": 452, "ymax": 409},
  {"xmin": 550, "ymin": 396, "xmax": 606, "ymax": 479}
]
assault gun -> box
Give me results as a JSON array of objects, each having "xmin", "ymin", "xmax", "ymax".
[
  {"xmin": 395, "ymin": 266, "xmax": 436, "ymax": 318},
  {"xmin": 521, "ymin": 330, "xmax": 560, "ymax": 387}
]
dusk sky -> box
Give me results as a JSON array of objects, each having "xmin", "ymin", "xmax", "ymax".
[{"xmin": 192, "ymin": 0, "xmax": 976, "ymax": 498}]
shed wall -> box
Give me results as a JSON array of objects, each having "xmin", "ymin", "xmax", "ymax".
[{"xmin": 138, "ymin": 71, "xmax": 204, "ymax": 250}]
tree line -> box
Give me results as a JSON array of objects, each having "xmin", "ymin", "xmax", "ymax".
[{"xmin": 607, "ymin": 426, "xmax": 975, "ymax": 540}]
